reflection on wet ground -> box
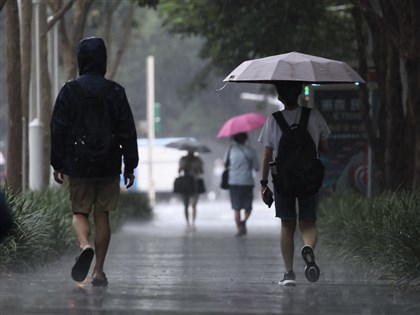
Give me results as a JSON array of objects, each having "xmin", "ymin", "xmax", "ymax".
[{"xmin": 1, "ymin": 200, "xmax": 419, "ymax": 315}]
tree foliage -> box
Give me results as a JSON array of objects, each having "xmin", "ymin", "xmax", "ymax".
[
  {"xmin": 158, "ymin": 0, "xmax": 420, "ymax": 191},
  {"xmin": 159, "ymin": 0, "xmax": 356, "ymax": 78}
]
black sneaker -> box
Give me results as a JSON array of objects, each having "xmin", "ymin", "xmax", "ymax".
[
  {"xmin": 278, "ymin": 271, "xmax": 296, "ymax": 286},
  {"xmin": 301, "ymin": 245, "xmax": 320, "ymax": 282}
]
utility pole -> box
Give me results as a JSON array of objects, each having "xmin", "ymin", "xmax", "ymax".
[{"xmin": 146, "ymin": 56, "xmax": 156, "ymax": 206}]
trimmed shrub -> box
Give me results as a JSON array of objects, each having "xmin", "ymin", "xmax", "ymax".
[
  {"xmin": 0, "ymin": 187, "xmax": 151, "ymax": 271},
  {"xmin": 0, "ymin": 188, "xmax": 74, "ymax": 270},
  {"xmin": 318, "ymin": 191, "xmax": 420, "ymax": 288},
  {"xmin": 116, "ymin": 191, "xmax": 153, "ymax": 221}
]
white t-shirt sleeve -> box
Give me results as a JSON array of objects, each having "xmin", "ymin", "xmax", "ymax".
[
  {"xmin": 312, "ymin": 109, "xmax": 331, "ymax": 140},
  {"xmin": 258, "ymin": 115, "xmax": 276, "ymax": 148}
]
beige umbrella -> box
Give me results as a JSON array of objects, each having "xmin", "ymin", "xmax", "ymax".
[{"xmin": 223, "ymin": 51, "xmax": 365, "ymax": 84}]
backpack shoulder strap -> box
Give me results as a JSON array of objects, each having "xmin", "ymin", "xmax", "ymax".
[
  {"xmin": 299, "ymin": 107, "xmax": 311, "ymax": 128},
  {"xmin": 272, "ymin": 111, "xmax": 290, "ymax": 133}
]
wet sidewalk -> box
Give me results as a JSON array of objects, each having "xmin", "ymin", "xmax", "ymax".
[{"xmin": 1, "ymin": 199, "xmax": 419, "ymax": 315}]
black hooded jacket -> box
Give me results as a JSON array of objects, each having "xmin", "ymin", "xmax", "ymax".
[{"xmin": 50, "ymin": 37, "xmax": 138, "ymax": 177}]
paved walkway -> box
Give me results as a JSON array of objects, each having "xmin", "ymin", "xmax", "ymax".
[{"xmin": 1, "ymin": 199, "xmax": 419, "ymax": 315}]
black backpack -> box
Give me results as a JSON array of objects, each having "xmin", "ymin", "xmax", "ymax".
[
  {"xmin": 69, "ymin": 80, "xmax": 117, "ymax": 167},
  {"xmin": 272, "ymin": 107, "xmax": 324, "ymax": 197}
]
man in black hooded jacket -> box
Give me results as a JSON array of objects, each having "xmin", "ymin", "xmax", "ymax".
[{"xmin": 51, "ymin": 37, "xmax": 139, "ymax": 286}]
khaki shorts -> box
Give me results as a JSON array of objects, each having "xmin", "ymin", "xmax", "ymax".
[{"xmin": 69, "ymin": 176, "xmax": 120, "ymax": 214}]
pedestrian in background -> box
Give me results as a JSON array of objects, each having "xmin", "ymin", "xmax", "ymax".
[
  {"xmin": 50, "ymin": 37, "xmax": 139, "ymax": 286},
  {"xmin": 258, "ymin": 82, "xmax": 330, "ymax": 286},
  {"xmin": 0, "ymin": 190, "xmax": 12, "ymax": 242},
  {"xmin": 223, "ymin": 132, "xmax": 259, "ymax": 237},
  {"xmin": 178, "ymin": 151, "xmax": 204, "ymax": 229}
]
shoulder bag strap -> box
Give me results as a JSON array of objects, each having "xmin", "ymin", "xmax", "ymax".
[
  {"xmin": 237, "ymin": 144, "xmax": 252, "ymax": 168},
  {"xmin": 225, "ymin": 145, "xmax": 232, "ymax": 168}
]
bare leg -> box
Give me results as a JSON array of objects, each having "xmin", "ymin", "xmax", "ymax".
[
  {"xmin": 191, "ymin": 196, "xmax": 198, "ymax": 228},
  {"xmin": 234, "ymin": 211, "xmax": 247, "ymax": 236},
  {"xmin": 182, "ymin": 194, "xmax": 190, "ymax": 226},
  {"xmin": 241, "ymin": 210, "xmax": 252, "ymax": 235},
  {"xmin": 280, "ymin": 219, "xmax": 297, "ymax": 272},
  {"xmin": 243, "ymin": 209, "xmax": 251, "ymax": 223},
  {"xmin": 92, "ymin": 210, "xmax": 111, "ymax": 278},
  {"xmin": 234, "ymin": 210, "xmax": 241, "ymax": 231},
  {"xmin": 72, "ymin": 213, "xmax": 91, "ymax": 250},
  {"xmin": 299, "ymin": 220, "xmax": 317, "ymax": 249}
]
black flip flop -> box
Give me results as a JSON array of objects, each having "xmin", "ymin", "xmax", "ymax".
[{"xmin": 71, "ymin": 247, "xmax": 94, "ymax": 282}]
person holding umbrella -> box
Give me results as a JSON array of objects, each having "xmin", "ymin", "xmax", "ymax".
[
  {"xmin": 258, "ymin": 82, "xmax": 330, "ymax": 286},
  {"xmin": 166, "ymin": 138, "xmax": 209, "ymax": 228},
  {"xmin": 222, "ymin": 132, "xmax": 260, "ymax": 237},
  {"xmin": 178, "ymin": 150, "xmax": 205, "ymax": 229},
  {"xmin": 221, "ymin": 51, "xmax": 361, "ymax": 283}
]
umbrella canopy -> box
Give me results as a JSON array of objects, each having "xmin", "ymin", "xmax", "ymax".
[
  {"xmin": 217, "ymin": 112, "xmax": 267, "ymax": 138},
  {"xmin": 165, "ymin": 137, "xmax": 211, "ymax": 153},
  {"xmin": 223, "ymin": 51, "xmax": 365, "ymax": 84}
]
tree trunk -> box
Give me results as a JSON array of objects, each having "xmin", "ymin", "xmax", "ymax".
[
  {"xmin": 352, "ymin": 5, "xmax": 386, "ymax": 189},
  {"xmin": 352, "ymin": 0, "xmax": 419, "ymax": 191},
  {"xmin": 383, "ymin": 44, "xmax": 406, "ymax": 189},
  {"xmin": 379, "ymin": 3, "xmax": 407, "ymax": 189},
  {"xmin": 5, "ymin": 0, "xmax": 22, "ymax": 192},
  {"xmin": 20, "ymin": 0, "xmax": 32, "ymax": 191},
  {"xmin": 102, "ymin": 1, "xmax": 120, "ymax": 58},
  {"xmin": 368, "ymin": 21, "xmax": 388, "ymax": 190},
  {"xmin": 391, "ymin": 0, "xmax": 420, "ymax": 187},
  {"xmin": 107, "ymin": 2, "xmax": 135, "ymax": 80},
  {"xmin": 56, "ymin": 0, "xmax": 93, "ymax": 80},
  {"xmin": 39, "ymin": 2, "xmax": 52, "ymax": 187},
  {"xmin": 0, "ymin": 0, "xmax": 7, "ymax": 12},
  {"xmin": 404, "ymin": 57, "xmax": 420, "ymax": 187}
]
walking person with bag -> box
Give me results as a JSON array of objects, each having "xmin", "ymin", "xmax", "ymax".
[
  {"xmin": 178, "ymin": 151, "xmax": 205, "ymax": 229},
  {"xmin": 258, "ymin": 82, "xmax": 330, "ymax": 286},
  {"xmin": 223, "ymin": 132, "xmax": 259, "ymax": 237},
  {"xmin": 50, "ymin": 37, "xmax": 139, "ymax": 286}
]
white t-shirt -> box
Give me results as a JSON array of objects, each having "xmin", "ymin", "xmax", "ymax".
[{"xmin": 258, "ymin": 107, "xmax": 330, "ymax": 157}]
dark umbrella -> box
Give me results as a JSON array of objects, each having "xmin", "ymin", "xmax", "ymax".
[{"xmin": 165, "ymin": 138, "xmax": 211, "ymax": 153}]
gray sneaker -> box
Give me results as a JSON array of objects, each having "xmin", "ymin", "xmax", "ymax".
[
  {"xmin": 301, "ymin": 245, "xmax": 320, "ymax": 282},
  {"xmin": 278, "ymin": 271, "xmax": 296, "ymax": 286}
]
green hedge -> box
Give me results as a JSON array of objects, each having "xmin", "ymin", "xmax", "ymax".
[
  {"xmin": 0, "ymin": 187, "xmax": 151, "ymax": 271},
  {"xmin": 318, "ymin": 191, "xmax": 420, "ymax": 288}
]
